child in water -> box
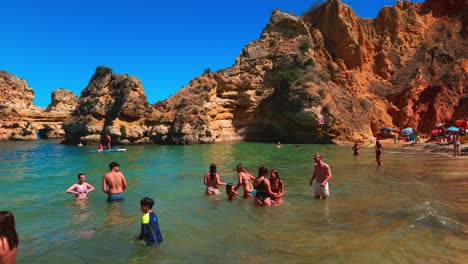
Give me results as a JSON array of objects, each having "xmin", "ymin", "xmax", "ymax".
[
  {"xmin": 226, "ymin": 183, "xmax": 239, "ymax": 201},
  {"xmin": 137, "ymin": 197, "xmax": 163, "ymax": 245}
]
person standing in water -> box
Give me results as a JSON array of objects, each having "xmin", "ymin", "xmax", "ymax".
[
  {"xmin": 66, "ymin": 173, "xmax": 95, "ymax": 199},
  {"xmin": 253, "ymin": 166, "xmax": 277, "ymax": 206},
  {"xmin": 203, "ymin": 163, "xmax": 226, "ymax": 195},
  {"xmin": 269, "ymin": 169, "xmax": 284, "ymax": 204},
  {"xmin": 137, "ymin": 197, "xmax": 163, "ymax": 245},
  {"xmin": 102, "ymin": 161, "xmax": 128, "ymax": 202},
  {"xmin": 453, "ymin": 134, "xmax": 461, "ymax": 157},
  {"xmin": 234, "ymin": 164, "xmax": 256, "ymax": 198},
  {"xmin": 309, "ymin": 153, "xmax": 332, "ymax": 200},
  {"xmin": 352, "ymin": 142, "xmax": 360, "ymax": 156},
  {"xmin": 375, "ymin": 140, "xmax": 383, "ymax": 167},
  {"xmin": 0, "ymin": 211, "xmax": 19, "ymax": 264}
]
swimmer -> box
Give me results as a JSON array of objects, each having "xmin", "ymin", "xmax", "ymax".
[
  {"xmin": 0, "ymin": 211, "xmax": 18, "ymax": 264},
  {"xmin": 137, "ymin": 197, "xmax": 163, "ymax": 245},
  {"xmin": 66, "ymin": 173, "xmax": 95, "ymax": 199},
  {"xmin": 269, "ymin": 169, "xmax": 284, "ymax": 205},
  {"xmin": 253, "ymin": 166, "xmax": 277, "ymax": 206},
  {"xmin": 234, "ymin": 164, "xmax": 256, "ymax": 198},
  {"xmin": 203, "ymin": 163, "xmax": 226, "ymax": 195},
  {"xmin": 226, "ymin": 183, "xmax": 239, "ymax": 201},
  {"xmin": 309, "ymin": 153, "xmax": 332, "ymax": 200},
  {"xmin": 102, "ymin": 161, "xmax": 127, "ymax": 202}
]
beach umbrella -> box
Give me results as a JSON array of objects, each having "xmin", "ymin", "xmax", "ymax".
[
  {"xmin": 401, "ymin": 127, "xmax": 413, "ymax": 135},
  {"xmin": 446, "ymin": 126, "xmax": 460, "ymax": 132},
  {"xmin": 380, "ymin": 127, "xmax": 392, "ymax": 132}
]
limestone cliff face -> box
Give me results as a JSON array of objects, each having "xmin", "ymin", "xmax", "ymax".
[
  {"xmin": 0, "ymin": 71, "xmax": 78, "ymax": 140},
  {"xmin": 60, "ymin": 0, "xmax": 468, "ymax": 144}
]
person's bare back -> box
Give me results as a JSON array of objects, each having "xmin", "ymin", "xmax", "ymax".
[
  {"xmin": 103, "ymin": 171, "xmax": 127, "ymax": 194},
  {"xmin": 102, "ymin": 161, "xmax": 127, "ymax": 202}
]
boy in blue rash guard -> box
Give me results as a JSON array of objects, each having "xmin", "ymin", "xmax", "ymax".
[{"xmin": 138, "ymin": 197, "xmax": 163, "ymax": 245}]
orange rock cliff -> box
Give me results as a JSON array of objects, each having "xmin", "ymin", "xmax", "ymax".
[{"xmin": 1, "ymin": 0, "xmax": 467, "ymax": 144}]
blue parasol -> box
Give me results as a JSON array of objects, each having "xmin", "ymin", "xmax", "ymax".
[
  {"xmin": 380, "ymin": 127, "xmax": 392, "ymax": 132},
  {"xmin": 446, "ymin": 126, "xmax": 460, "ymax": 132},
  {"xmin": 401, "ymin": 127, "xmax": 413, "ymax": 135}
]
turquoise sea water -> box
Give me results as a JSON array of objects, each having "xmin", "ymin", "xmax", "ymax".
[{"xmin": 1, "ymin": 140, "xmax": 467, "ymax": 263}]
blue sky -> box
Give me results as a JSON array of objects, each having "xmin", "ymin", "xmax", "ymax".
[{"xmin": 1, "ymin": 0, "xmax": 424, "ymax": 107}]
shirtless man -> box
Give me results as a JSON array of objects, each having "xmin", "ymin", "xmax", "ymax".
[
  {"xmin": 102, "ymin": 161, "xmax": 128, "ymax": 202},
  {"xmin": 309, "ymin": 153, "xmax": 332, "ymax": 200},
  {"xmin": 234, "ymin": 164, "xmax": 256, "ymax": 198}
]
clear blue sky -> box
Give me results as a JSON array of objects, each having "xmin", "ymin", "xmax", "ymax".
[{"xmin": 1, "ymin": 0, "xmax": 424, "ymax": 107}]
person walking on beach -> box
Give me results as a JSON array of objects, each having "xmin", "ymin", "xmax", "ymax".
[
  {"xmin": 352, "ymin": 142, "xmax": 360, "ymax": 156},
  {"xmin": 66, "ymin": 173, "xmax": 95, "ymax": 199},
  {"xmin": 234, "ymin": 164, "xmax": 256, "ymax": 198},
  {"xmin": 453, "ymin": 134, "xmax": 461, "ymax": 157},
  {"xmin": 102, "ymin": 161, "xmax": 128, "ymax": 202},
  {"xmin": 137, "ymin": 197, "xmax": 163, "ymax": 245},
  {"xmin": 375, "ymin": 140, "xmax": 383, "ymax": 167},
  {"xmin": 0, "ymin": 211, "xmax": 19, "ymax": 264},
  {"xmin": 203, "ymin": 163, "xmax": 226, "ymax": 195},
  {"xmin": 309, "ymin": 153, "xmax": 332, "ymax": 200}
]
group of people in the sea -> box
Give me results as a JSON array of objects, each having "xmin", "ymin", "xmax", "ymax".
[
  {"xmin": 64, "ymin": 161, "xmax": 162, "ymax": 247},
  {"xmin": 204, "ymin": 153, "xmax": 332, "ymax": 204},
  {"xmin": 0, "ymin": 151, "xmax": 332, "ymax": 263}
]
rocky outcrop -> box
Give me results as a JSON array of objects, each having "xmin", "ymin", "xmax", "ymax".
[
  {"xmin": 56, "ymin": 0, "xmax": 468, "ymax": 144},
  {"xmin": 62, "ymin": 66, "xmax": 161, "ymax": 145},
  {"xmin": 0, "ymin": 71, "xmax": 77, "ymax": 140}
]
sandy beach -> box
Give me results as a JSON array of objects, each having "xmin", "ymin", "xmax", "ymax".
[{"xmin": 339, "ymin": 138, "xmax": 468, "ymax": 157}]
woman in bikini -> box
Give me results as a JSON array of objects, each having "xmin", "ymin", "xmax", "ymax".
[
  {"xmin": 234, "ymin": 164, "xmax": 256, "ymax": 198},
  {"xmin": 203, "ymin": 163, "xmax": 226, "ymax": 195},
  {"xmin": 66, "ymin": 173, "xmax": 95, "ymax": 199},
  {"xmin": 253, "ymin": 166, "xmax": 277, "ymax": 206},
  {"xmin": 269, "ymin": 169, "xmax": 284, "ymax": 205}
]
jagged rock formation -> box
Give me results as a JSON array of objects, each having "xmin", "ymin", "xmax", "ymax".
[
  {"xmin": 59, "ymin": 0, "xmax": 468, "ymax": 144},
  {"xmin": 0, "ymin": 71, "xmax": 78, "ymax": 140}
]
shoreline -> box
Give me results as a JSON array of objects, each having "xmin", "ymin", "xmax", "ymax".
[{"xmin": 336, "ymin": 138, "xmax": 468, "ymax": 157}]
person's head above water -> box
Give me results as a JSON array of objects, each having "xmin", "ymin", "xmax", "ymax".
[
  {"xmin": 140, "ymin": 197, "xmax": 155, "ymax": 210},
  {"xmin": 109, "ymin": 161, "xmax": 120, "ymax": 171},
  {"xmin": 236, "ymin": 164, "xmax": 245, "ymax": 172},
  {"xmin": 0, "ymin": 211, "xmax": 19, "ymax": 250},
  {"xmin": 77, "ymin": 173, "xmax": 86, "ymax": 183},
  {"xmin": 258, "ymin": 166, "xmax": 268, "ymax": 177},
  {"xmin": 226, "ymin": 183, "xmax": 234, "ymax": 194},
  {"xmin": 313, "ymin": 153, "xmax": 323, "ymax": 163}
]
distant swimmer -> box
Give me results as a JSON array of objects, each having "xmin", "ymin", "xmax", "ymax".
[
  {"xmin": 102, "ymin": 161, "xmax": 128, "ymax": 202},
  {"xmin": 77, "ymin": 142, "xmax": 83, "ymax": 147},
  {"xmin": 309, "ymin": 153, "xmax": 332, "ymax": 200},
  {"xmin": 137, "ymin": 197, "xmax": 163, "ymax": 245},
  {"xmin": 66, "ymin": 173, "xmax": 95, "ymax": 199},
  {"xmin": 234, "ymin": 164, "xmax": 256, "ymax": 198},
  {"xmin": 203, "ymin": 163, "xmax": 226, "ymax": 195}
]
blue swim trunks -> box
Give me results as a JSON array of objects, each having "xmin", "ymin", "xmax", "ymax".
[{"xmin": 107, "ymin": 193, "xmax": 124, "ymax": 202}]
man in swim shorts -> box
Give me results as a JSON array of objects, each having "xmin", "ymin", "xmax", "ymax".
[
  {"xmin": 309, "ymin": 153, "xmax": 332, "ymax": 200},
  {"xmin": 102, "ymin": 161, "xmax": 128, "ymax": 202}
]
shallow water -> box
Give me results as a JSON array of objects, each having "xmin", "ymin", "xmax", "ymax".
[{"xmin": 0, "ymin": 140, "xmax": 467, "ymax": 263}]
